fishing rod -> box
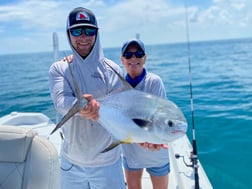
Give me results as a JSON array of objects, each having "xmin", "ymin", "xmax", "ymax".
[
  {"xmin": 174, "ymin": 0, "xmax": 200, "ymax": 188},
  {"xmin": 184, "ymin": 1, "xmax": 200, "ymax": 188}
]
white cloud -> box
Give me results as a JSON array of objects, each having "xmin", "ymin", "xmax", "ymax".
[
  {"xmin": 96, "ymin": 0, "xmax": 188, "ymax": 47},
  {"xmin": 184, "ymin": 0, "xmax": 252, "ymax": 41},
  {"xmin": 191, "ymin": 0, "xmax": 252, "ymax": 26},
  {"xmin": 0, "ymin": 0, "xmax": 251, "ymax": 54}
]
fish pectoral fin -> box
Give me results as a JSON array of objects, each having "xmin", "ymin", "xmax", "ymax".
[{"xmin": 132, "ymin": 118, "xmax": 152, "ymax": 128}]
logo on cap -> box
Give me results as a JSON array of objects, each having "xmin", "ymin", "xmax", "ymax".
[{"xmin": 76, "ymin": 11, "xmax": 90, "ymax": 21}]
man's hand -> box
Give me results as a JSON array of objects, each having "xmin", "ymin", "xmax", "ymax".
[
  {"xmin": 139, "ymin": 142, "xmax": 168, "ymax": 151},
  {"xmin": 63, "ymin": 54, "xmax": 74, "ymax": 63},
  {"xmin": 79, "ymin": 94, "xmax": 100, "ymax": 121}
]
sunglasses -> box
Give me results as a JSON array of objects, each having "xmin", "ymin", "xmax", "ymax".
[
  {"xmin": 70, "ymin": 27, "xmax": 98, "ymax": 37},
  {"xmin": 123, "ymin": 51, "xmax": 145, "ymax": 59}
]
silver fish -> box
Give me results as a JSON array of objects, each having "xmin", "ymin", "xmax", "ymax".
[
  {"xmin": 98, "ymin": 89, "xmax": 187, "ymax": 148},
  {"xmin": 50, "ymin": 58, "xmax": 188, "ymax": 151}
]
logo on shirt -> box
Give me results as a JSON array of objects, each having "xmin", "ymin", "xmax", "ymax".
[{"xmin": 76, "ymin": 12, "xmax": 90, "ymax": 21}]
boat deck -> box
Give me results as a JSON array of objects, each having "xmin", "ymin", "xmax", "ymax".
[
  {"xmin": 0, "ymin": 112, "xmax": 213, "ymax": 189},
  {"xmin": 127, "ymin": 135, "xmax": 212, "ymax": 188}
]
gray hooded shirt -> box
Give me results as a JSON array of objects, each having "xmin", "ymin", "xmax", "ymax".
[{"xmin": 49, "ymin": 28, "xmax": 123, "ymax": 167}]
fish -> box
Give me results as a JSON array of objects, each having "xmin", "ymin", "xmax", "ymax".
[
  {"xmin": 97, "ymin": 89, "xmax": 188, "ymax": 151},
  {"xmin": 50, "ymin": 58, "xmax": 188, "ymax": 152}
]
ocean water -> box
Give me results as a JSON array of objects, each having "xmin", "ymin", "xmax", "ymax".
[{"xmin": 0, "ymin": 38, "xmax": 251, "ymax": 188}]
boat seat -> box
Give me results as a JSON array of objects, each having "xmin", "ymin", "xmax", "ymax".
[{"xmin": 0, "ymin": 126, "xmax": 60, "ymax": 189}]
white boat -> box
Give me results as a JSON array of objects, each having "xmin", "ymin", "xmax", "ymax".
[
  {"xmin": 0, "ymin": 111, "xmax": 213, "ymax": 189},
  {"xmin": 0, "ymin": 112, "xmax": 62, "ymax": 154}
]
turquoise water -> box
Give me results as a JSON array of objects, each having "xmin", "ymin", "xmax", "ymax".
[{"xmin": 0, "ymin": 38, "xmax": 251, "ymax": 188}]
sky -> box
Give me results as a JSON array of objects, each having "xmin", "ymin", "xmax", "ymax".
[{"xmin": 0, "ymin": 0, "xmax": 251, "ymax": 55}]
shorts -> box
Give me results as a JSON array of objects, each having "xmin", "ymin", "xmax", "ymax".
[
  {"xmin": 61, "ymin": 156, "xmax": 126, "ymax": 189},
  {"xmin": 123, "ymin": 157, "xmax": 170, "ymax": 177}
]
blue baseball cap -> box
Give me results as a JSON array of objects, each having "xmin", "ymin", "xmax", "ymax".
[{"xmin": 121, "ymin": 38, "xmax": 145, "ymax": 55}]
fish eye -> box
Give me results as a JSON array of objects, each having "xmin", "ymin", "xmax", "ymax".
[{"xmin": 168, "ymin": 120, "xmax": 173, "ymax": 127}]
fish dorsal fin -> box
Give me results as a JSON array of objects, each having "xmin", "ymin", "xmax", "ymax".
[
  {"xmin": 104, "ymin": 60, "xmax": 133, "ymax": 90},
  {"xmin": 132, "ymin": 118, "xmax": 152, "ymax": 128}
]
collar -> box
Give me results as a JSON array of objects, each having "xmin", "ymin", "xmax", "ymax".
[{"xmin": 125, "ymin": 68, "xmax": 146, "ymax": 88}]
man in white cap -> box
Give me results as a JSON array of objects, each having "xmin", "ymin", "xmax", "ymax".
[{"xmin": 49, "ymin": 7, "xmax": 126, "ymax": 189}]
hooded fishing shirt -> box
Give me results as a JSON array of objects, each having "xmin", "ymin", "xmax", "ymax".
[
  {"xmin": 49, "ymin": 31, "xmax": 123, "ymax": 167},
  {"xmin": 122, "ymin": 72, "xmax": 170, "ymax": 168}
]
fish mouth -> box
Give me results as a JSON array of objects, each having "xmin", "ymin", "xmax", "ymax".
[
  {"xmin": 176, "ymin": 121, "xmax": 188, "ymax": 133},
  {"xmin": 171, "ymin": 130, "xmax": 186, "ymax": 134}
]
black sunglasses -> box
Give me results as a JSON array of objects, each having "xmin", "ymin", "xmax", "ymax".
[
  {"xmin": 123, "ymin": 51, "xmax": 145, "ymax": 59},
  {"xmin": 70, "ymin": 27, "xmax": 98, "ymax": 37}
]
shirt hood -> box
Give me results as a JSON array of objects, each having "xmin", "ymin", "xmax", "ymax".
[{"xmin": 66, "ymin": 22, "xmax": 104, "ymax": 67}]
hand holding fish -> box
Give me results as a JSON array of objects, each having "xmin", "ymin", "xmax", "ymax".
[
  {"xmin": 63, "ymin": 54, "xmax": 74, "ymax": 63},
  {"xmin": 79, "ymin": 94, "xmax": 100, "ymax": 121},
  {"xmin": 139, "ymin": 142, "xmax": 168, "ymax": 151}
]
